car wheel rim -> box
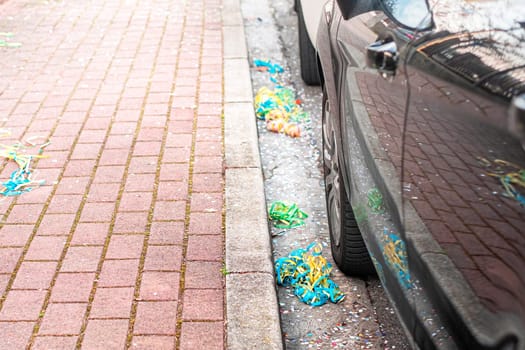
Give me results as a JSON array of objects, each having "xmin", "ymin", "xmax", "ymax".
[{"xmin": 322, "ymin": 96, "xmax": 342, "ymax": 247}]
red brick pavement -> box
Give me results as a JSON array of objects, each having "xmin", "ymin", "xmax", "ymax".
[{"xmin": 0, "ymin": 0, "xmax": 225, "ymax": 348}]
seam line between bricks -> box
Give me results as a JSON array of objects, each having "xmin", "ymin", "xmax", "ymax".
[
  {"xmin": 123, "ymin": 2, "xmax": 176, "ymax": 347},
  {"xmin": 174, "ymin": 1, "xmax": 209, "ymax": 348},
  {"xmin": 221, "ymin": 19, "xmax": 228, "ymax": 350}
]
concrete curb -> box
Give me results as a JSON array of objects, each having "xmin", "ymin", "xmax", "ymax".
[{"xmin": 223, "ymin": 0, "xmax": 284, "ymax": 349}]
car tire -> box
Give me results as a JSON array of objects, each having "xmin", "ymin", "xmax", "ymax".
[
  {"xmin": 322, "ymin": 89, "xmax": 375, "ymax": 276},
  {"xmin": 297, "ymin": 0, "xmax": 321, "ymax": 85}
]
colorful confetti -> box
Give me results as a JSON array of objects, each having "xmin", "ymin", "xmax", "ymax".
[
  {"xmin": 275, "ymin": 242, "xmax": 345, "ymax": 306},
  {"xmin": 268, "ymin": 200, "xmax": 308, "ymax": 229},
  {"xmin": 0, "ymin": 132, "xmax": 48, "ymax": 196}
]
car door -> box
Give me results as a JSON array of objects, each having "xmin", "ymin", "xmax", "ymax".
[
  {"xmin": 399, "ymin": 0, "xmax": 525, "ymax": 349},
  {"xmin": 328, "ymin": 1, "xmax": 454, "ymax": 348}
]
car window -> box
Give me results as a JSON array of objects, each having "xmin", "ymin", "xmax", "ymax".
[{"xmin": 382, "ymin": 0, "xmax": 432, "ymax": 30}]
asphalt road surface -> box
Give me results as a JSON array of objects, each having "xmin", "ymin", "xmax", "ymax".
[{"xmin": 240, "ymin": 0, "xmax": 411, "ymax": 348}]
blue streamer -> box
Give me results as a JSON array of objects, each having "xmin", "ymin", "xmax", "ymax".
[
  {"xmin": 253, "ymin": 59, "xmax": 284, "ymax": 74},
  {"xmin": 275, "ymin": 243, "xmax": 345, "ymax": 306}
]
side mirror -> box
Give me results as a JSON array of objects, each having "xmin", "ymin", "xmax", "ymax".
[
  {"xmin": 509, "ymin": 94, "xmax": 525, "ymax": 150},
  {"xmin": 337, "ymin": 0, "xmax": 432, "ymax": 30},
  {"xmin": 336, "ymin": 0, "xmax": 375, "ymax": 20}
]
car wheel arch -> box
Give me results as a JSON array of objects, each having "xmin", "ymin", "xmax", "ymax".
[{"xmin": 318, "ymin": 41, "xmax": 353, "ymax": 207}]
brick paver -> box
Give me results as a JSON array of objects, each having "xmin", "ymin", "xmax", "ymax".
[{"xmin": 0, "ymin": 0, "xmax": 225, "ymax": 348}]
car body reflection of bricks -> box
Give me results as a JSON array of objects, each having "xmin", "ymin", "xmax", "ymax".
[{"xmin": 360, "ymin": 69, "xmax": 525, "ymax": 317}]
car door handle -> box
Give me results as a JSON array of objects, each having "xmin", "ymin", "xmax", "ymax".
[{"xmin": 366, "ymin": 40, "xmax": 398, "ymax": 76}]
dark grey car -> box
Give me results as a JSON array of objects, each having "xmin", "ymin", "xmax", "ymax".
[{"xmin": 317, "ymin": 0, "xmax": 525, "ymax": 348}]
